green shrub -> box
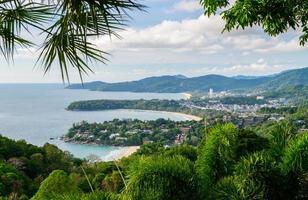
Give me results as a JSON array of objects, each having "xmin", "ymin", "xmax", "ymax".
[
  {"xmin": 122, "ymin": 155, "xmax": 196, "ymax": 200},
  {"xmin": 195, "ymin": 123, "xmax": 238, "ymax": 198},
  {"xmin": 31, "ymin": 170, "xmax": 80, "ymax": 200}
]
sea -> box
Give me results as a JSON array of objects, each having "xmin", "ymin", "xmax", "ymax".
[{"xmin": 0, "ymin": 84, "xmax": 188, "ymax": 161}]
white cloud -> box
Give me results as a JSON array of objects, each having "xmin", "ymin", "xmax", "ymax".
[
  {"xmin": 15, "ymin": 47, "xmax": 38, "ymax": 59},
  {"xmin": 94, "ymin": 15, "xmax": 306, "ymax": 58},
  {"xmin": 94, "ymin": 15, "xmax": 225, "ymax": 55},
  {"xmin": 170, "ymin": 0, "xmax": 202, "ymax": 12},
  {"xmin": 201, "ymin": 59, "xmax": 299, "ymax": 76},
  {"xmin": 12, "ymin": 14, "xmax": 307, "ymax": 81}
]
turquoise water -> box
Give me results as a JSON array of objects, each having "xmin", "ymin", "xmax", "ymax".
[{"xmin": 0, "ymin": 84, "xmax": 187, "ymax": 160}]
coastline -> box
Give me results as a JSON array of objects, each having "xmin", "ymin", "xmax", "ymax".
[
  {"xmin": 67, "ymin": 108, "xmax": 202, "ymax": 121},
  {"xmin": 158, "ymin": 110, "xmax": 202, "ymax": 121},
  {"xmin": 63, "ymin": 107, "xmax": 201, "ymax": 161},
  {"xmin": 183, "ymin": 92, "xmax": 192, "ymax": 99},
  {"xmin": 119, "ymin": 109, "xmax": 202, "ymax": 121},
  {"xmin": 103, "ymin": 146, "xmax": 140, "ymax": 161},
  {"xmin": 118, "ymin": 146, "xmax": 140, "ymax": 159}
]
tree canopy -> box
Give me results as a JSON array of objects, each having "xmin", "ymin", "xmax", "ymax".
[{"xmin": 201, "ymin": 0, "xmax": 308, "ymax": 45}]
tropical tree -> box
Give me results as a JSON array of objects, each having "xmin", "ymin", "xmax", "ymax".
[
  {"xmin": 199, "ymin": 122, "xmax": 308, "ymax": 200},
  {"xmin": 201, "ymin": 0, "xmax": 308, "ymax": 45},
  {"xmin": 195, "ymin": 123, "xmax": 239, "ymax": 198},
  {"xmin": 0, "ymin": 0, "xmax": 143, "ymax": 82},
  {"xmin": 31, "ymin": 170, "xmax": 80, "ymax": 200},
  {"xmin": 122, "ymin": 155, "xmax": 197, "ymax": 200},
  {"xmin": 46, "ymin": 191, "xmax": 118, "ymax": 200}
]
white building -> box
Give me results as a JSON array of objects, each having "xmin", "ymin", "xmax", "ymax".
[{"xmin": 209, "ymin": 88, "xmax": 214, "ymax": 98}]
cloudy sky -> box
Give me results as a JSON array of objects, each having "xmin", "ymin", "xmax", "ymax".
[{"xmin": 1, "ymin": 0, "xmax": 307, "ymax": 83}]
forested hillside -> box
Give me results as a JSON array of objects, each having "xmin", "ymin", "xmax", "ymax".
[{"xmin": 68, "ymin": 68, "xmax": 308, "ymax": 94}]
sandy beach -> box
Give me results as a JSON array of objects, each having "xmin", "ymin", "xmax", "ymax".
[
  {"xmin": 183, "ymin": 92, "xmax": 192, "ymax": 99},
  {"xmin": 172, "ymin": 112, "xmax": 202, "ymax": 121},
  {"xmin": 118, "ymin": 146, "xmax": 140, "ymax": 159}
]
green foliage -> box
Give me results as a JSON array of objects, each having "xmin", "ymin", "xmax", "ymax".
[
  {"xmin": 201, "ymin": 0, "xmax": 308, "ymax": 46},
  {"xmin": 0, "ymin": 135, "xmax": 82, "ymax": 198},
  {"xmin": 2, "ymin": 108, "xmax": 308, "ymax": 199},
  {"xmin": 211, "ymin": 146, "xmax": 299, "ymax": 199},
  {"xmin": 64, "ymin": 119, "xmax": 204, "ymax": 146},
  {"xmin": 0, "ymin": 0, "xmax": 144, "ymax": 82},
  {"xmin": 67, "ymin": 73, "xmax": 270, "ymax": 93},
  {"xmin": 281, "ymin": 133, "xmax": 308, "ymax": 174},
  {"xmin": 204, "ymin": 120, "xmax": 308, "ymax": 199},
  {"xmin": 268, "ymin": 121, "xmax": 297, "ymax": 160},
  {"xmin": 212, "ymin": 151, "xmax": 284, "ymax": 200},
  {"xmin": 43, "ymin": 144, "xmax": 75, "ymax": 172},
  {"xmin": 211, "ymin": 176, "xmax": 243, "ymax": 200},
  {"xmin": 46, "ymin": 191, "xmax": 118, "ymax": 200},
  {"xmin": 67, "ymin": 99, "xmax": 183, "ymax": 112},
  {"xmin": 0, "ymin": 162, "xmax": 28, "ymax": 197},
  {"xmin": 31, "ymin": 170, "xmax": 80, "ymax": 200},
  {"xmin": 122, "ymin": 155, "xmax": 197, "ymax": 200},
  {"xmin": 235, "ymin": 129, "xmax": 269, "ymax": 159},
  {"xmin": 195, "ymin": 123, "xmax": 238, "ymax": 198},
  {"xmin": 164, "ymin": 144, "xmax": 198, "ymax": 162},
  {"xmin": 102, "ymin": 171, "xmax": 124, "ymax": 193},
  {"xmin": 134, "ymin": 142, "xmax": 164, "ymax": 156},
  {"xmin": 259, "ymin": 106, "xmax": 298, "ymax": 115}
]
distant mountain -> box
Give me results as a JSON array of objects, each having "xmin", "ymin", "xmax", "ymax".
[
  {"xmin": 67, "ymin": 67, "xmax": 308, "ymax": 93},
  {"xmin": 260, "ymin": 67, "xmax": 308, "ymax": 90}
]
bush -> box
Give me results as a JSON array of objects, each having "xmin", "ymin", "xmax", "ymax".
[
  {"xmin": 31, "ymin": 170, "xmax": 80, "ymax": 200},
  {"xmin": 122, "ymin": 155, "xmax": 196, "ymax": 200}
]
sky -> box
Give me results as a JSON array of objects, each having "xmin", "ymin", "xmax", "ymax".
[{"xmin": 0, "ymin": 0, "xmax": 307, "ymax": 83}]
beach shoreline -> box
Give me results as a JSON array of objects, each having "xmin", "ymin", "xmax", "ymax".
[
  {"xmin": 171, "ymin": 112, "xmax": 202, "ymax": 121},
  {"xmin": 119, "ymin": 109, "xmax": 202, "ymax": 121},
  {"xmin": 183, "ymin": 92, "xmax": 192, "ymax": 99},
  {"xmin": 118, "ymin": 146, "xmax": 140, "ymax": 159}
]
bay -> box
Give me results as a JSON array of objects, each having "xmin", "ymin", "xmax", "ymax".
[{"xmin": 0, "ymin": 84, "xmax": 187, "ymax": 160}]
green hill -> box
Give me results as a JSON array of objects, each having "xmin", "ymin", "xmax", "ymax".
[
  {"xmin": 67, "ymin": 67, "xmax": 308, "ymax": 93},
  {"xmin": 260, "ymin": 67, "xmax": 308, "ymax": 90}
]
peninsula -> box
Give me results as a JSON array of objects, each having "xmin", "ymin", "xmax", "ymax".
[{"xmin": 62, "ymin": 119, "xmax": 205, "ymax": 146}]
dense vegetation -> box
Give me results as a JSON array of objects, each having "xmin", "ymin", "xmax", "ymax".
[
  {"xmin": 68, "ymin": 74, "xmax": 269, "ymax": 92},
  {"xmin": 64, "ymin": 119, "xmax": 205, "ymax": 146},
  {"xmin": 0, "ymin": 0, "xmax": 143, "ymax": 82},
  {"xmin": 67, "ymin": 99, "xmax": 229, "ymax": 120},
  {"xmin": 0, "ymin": 106, "xmax": 307, "ymax": 199},
  {"xmin": 201, "ymin": 0, "xmax": 308, "ymax": 46},
  {"xmin": 67, "ymin": 99, "xmax": 183, "ymax": 112},
  {"xmin": 68, "ymin": 67, "xmax": 308, "ymax": 94},
  {"xmin": 264, "ymin": 85, "xmax": 308, "ymax": 101},
  {"xmin": 259, "ymin": 106, "xmax": 299, "ymax": 115},
  {"xmin": 0, "ymin": 136, "xmax": 82, "ymax": 199}
]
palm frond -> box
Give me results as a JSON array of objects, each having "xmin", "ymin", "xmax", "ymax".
[
  {"xmin": 0, "ymin": 0, "xmax": 53, "ymax": 60},
  {"xmin": 0, "ymin": 0, "xmax": 145, "ymax": 82},
  {"xmin": 37, "ymin": 0, "xmax": 145, "ymax": 82}
]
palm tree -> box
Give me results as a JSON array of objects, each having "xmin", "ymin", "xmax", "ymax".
[
  {"xmin": 195, "ymin": 123, "xmax": 239, "ymax": 198},
  {"xmin": 122, "ymin": 155, "xmax": 197, "ymax": 200},
  {"xmin": 196, "ymin": 122, "xmax": 308, "ymax": 199},
  {"xmin": 0, "ymin": 0, "xmax": 144, "ymax": 82}
]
